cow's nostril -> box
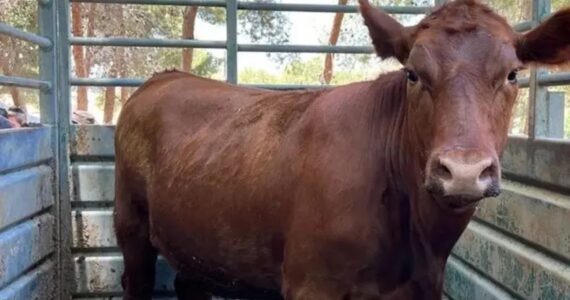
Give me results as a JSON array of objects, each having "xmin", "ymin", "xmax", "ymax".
[
  {"xmin": 435, "ymin": 162, "xmax": 452, "ymax": 180},
  {"xmin": 480, "ymin": 164, "xmax": 496, "ymax": 179}
]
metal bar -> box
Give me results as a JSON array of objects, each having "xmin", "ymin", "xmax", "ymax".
[
  {"xmin": 0, "ymin": 75, "xmax": 52, "ymax": 91},
  {"xmin": 54, "ymin": 0, "xmax": 74, "ymax": 297},
  {"xmin": 527, "ymin": 0, "xmax": 551, "ymax": 141},
  {"xmin": 0, "ymin": 22, "xmax": 52, "ymax": 49},
  {"xmin": 237, "ymin": 3, "xmax": 429, "ymax": 14},
  {"xmin": 39, "ymin": 0, "xmax": 57, "ymax": 125},
  {"xmin": 535, "ymin": 72, "xmax": 570, "ymax": 86},
  {"xmin": 226, "ymin": 0, "xmax": 238, "ymax": 83},
  {"xmin": 70, "ymin": 77, "xmax": 334, "ymax": 91},
  {"xmin": 70, "ymin": 37, "xmax": 226, "ymax": 48},
  {"xmin": 70, "ymin": 37, "xmax": 374, "ymax": 54},
  {"xmin": 69, "ymin": 0, "xmax": 429, "ymax": 14},
  {"xmin": 239, "ymin": 44, "xmax": 374, "ymax": 54},
  {"xmin": 70, "ymin": 77, "xmax": 145, "ymax": 87},
  {"xmin": 70, "ymin": 0, "xmax": 226, "ymax": 5},
  {"xmin": 518, "ymin": 73, "xmax": 570, "ymax": 88},
  {"xmin": 70, "ymin": 75, "xmax": 570, "ymax": 90},
  {"xmin": 72, "ymin": 73, "xmax": 570, "ymax": 89}
]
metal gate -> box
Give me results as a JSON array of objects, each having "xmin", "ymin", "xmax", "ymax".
[{"xmin": 1, "ymin": 0, "xmax": 570, "ymax": 299}]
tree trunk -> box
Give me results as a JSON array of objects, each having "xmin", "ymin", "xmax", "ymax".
[
  {"xmin": 103, "ymin": 85, "xmax": 116, "ymax": 124},
  {"xmin": 72, "ymin": 3, "xmax": 88, "ymax": 110},
  {"xmin": 182, "ymin": 6, "xmax": 199, "ymax": 72},
  {"xmin": 104, "ymin": 66, "xmax": 117, "ymax": 124},
  {"xmin": 322, "ymin": 0, "xmax": 348, "ymax": 84},
  {"xmin": 0, "ymin": 41, "xmax": 25, "ymax": 110},
  {"xmin": 116, "ymin": 4, "xmax": 129, "ymax": 105},
  {"xmin": 85, "ymin": 3, "xmax": 96, "ymax": 76},
  {"xmin": 9, "ymin": 85, "xmax": 23, "ymax": 108}
]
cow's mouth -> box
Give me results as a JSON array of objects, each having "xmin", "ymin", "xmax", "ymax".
[
  {"xmin": 439, "ymin": 195, "xmax": 482, "ymax": 213},
  {"xmin": 427, "ymin": 187, "xmax": 502, "ymax": 213},
  {"xmin": 425, "ymin": 175, "xmax": 502, "ymax": 213}
]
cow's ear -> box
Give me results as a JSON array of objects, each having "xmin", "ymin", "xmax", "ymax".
[
  {"xmin": 359, "ymin": 0, "xmax": 414, "ymax": 63},
  {"xmin": 517, "ymin": 8, "xmax": 570, "ymax": 65}
]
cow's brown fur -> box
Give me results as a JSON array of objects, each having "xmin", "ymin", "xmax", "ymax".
[{"xmin": 114, "ymin": 1, "xmax": 570, "ymax": 299}]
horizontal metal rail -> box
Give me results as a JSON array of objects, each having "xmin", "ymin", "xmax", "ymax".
[
  {"xmin": 70, "ymin": 37, "xmax": 374, "ymax": 53},
  {"xmin": 70, "ymin": 77, "xmax": 329, "ymax": 90},
  {"xmin": 69, "ymin": 0, "xmax": 429, "ymax": 14},
  {"xmin": 237, "ymin": 3, "xmax": 429, "ymax": 14},
  {"xmin": 69, "ymin": 0, "xmax": 226, "ymax": 6},
  {"xmin": 239, "ymin": 44, "xmax": 374, "ymax": 54},
  {"xmin": 519, "ymin": 72, "xmax": 570, "ymax": 88},
  {"xmin": 70, "ymin": 77, "xmax": 144, "ymax": 87},
  {"xmin": 72, "ymin": 72, "xmax": 570, "ymax": 89},
  {"xmin": 0, "ymin": 23, "xmax": 52, "ymax": 49},
  {"xmin": 534, "ymin": 72, "xmax": 570, "ymax": 86},
  {"xmin": 0, "ymin": 75, "xmax": 52, "ymax": 91},
  {"xmin": 70, "ymin": 37, "xmax": 225, "ymax": 48}
]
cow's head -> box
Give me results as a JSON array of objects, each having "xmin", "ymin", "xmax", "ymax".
[{"xmin": 360, "ymin": 0, "xmax": 570, "ymax": 211}]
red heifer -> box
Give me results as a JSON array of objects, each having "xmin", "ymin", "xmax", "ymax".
[{"xmin": 114, "ymin": 1, "xmax": 570, "ymax": 299}]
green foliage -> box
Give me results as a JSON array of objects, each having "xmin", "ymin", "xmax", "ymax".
[
  {"xmin": 0, "ymin": 0, "xmax": 40, "ymax": 107},
  {"xmin": 240, "ymin": 68, "xmax": 280, "ymax": 84},
  {"xmin": 240, "ymin": 55, "xmax": 379, "ymax": 86},
  {"xmin": 237, "ymin": 0, "xmax": 294, "ymax": 63},
  {"xmin": 199, "ymin": 7, "xmax": 226, "ymax": 25},
  {"xmin": 192, "ymin": 50, "xmax": 224, "ymax": 77}
]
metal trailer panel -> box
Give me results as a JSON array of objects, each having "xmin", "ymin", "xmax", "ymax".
[
  {"xmin": 73, "ymin": 255, "xmax": 175, "ymax": 295},
  {"xmin": 0, "ymin": 1, "xmax": 63, "ymax": 298},
  {"xmin": 0, "ymin": 166, "xmax": 54, "ymax": 230},
  {"xmin": 0, "ymin": 261, "xmax": 55, "ymax": 300},
  {"xmin": 452, "ymin": 221, "xmax": 570, "ymax": 299},
  {"xmin": 0, "ymin": 131, "xmax": 57, "ymax": 299},
  {"xmin": 444, "ymin": 256, "xmax": 518, "ymax": 300}
]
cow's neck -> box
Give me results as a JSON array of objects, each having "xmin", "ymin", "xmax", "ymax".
[{"xmin": 368, "ymin": 71, "xmax": 474, "ymax": 265}]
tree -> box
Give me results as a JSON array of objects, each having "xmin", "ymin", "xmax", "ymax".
[
  {"xmin": 72, "ymin": 3, "xmax": 89, "ymax": 110},
  {"xmin": 180, "ymin": 1, "xmax": 292, "ymax": 72},
  {"xmin": 322, "ymin": 0, "xmax": 349, "ymax": 84},
  {"xmin": 0, "ymin": 0, "xmax": 39, "ymax": 111},
  {"xmin": 182, "ymin": 6, "xmax": 199, "ymax": 71}
]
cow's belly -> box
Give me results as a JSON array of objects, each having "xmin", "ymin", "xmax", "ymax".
[{"xmin": 146, "ymin": 187, "xmax": 286, "ymax": 296}]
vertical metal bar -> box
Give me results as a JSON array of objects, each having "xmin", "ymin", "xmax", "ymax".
[
  {"xmin": 39, "ymin": 1, "xmax": 71, "ymax": 299},
  {"xmin": 54, "ymin": 0, "xmax": 74, "ymax": 298},
  {"xmin": 226, "ymin": 0, "xmax": 238, "ymax": 83},
  {"xmin": 527, "ymin": 0, "xmax": 550, "ymax": 140},
  {"xmin": 528, "ymin": 68, "xmax": 539, "ymax": 140},
  {"xmin": 39, "ymin": 0, "xmax": 56, "ymax": 125}
]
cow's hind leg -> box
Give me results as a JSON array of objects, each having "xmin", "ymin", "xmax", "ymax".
[
  {"xmin": 114, "ymin": 184, "xmax": 157, "ymax": 300},
  {"xmin": 174, "ymin": 273, "xmax": 212, "ymax": 300}
]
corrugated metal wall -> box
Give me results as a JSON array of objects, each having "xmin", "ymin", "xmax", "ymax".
[
  {"xmin": 69, "ymin": 127, "xmax": 570, "ymax": 299},
  {"xmin": 70, "ymin": 126, "xmax": 176, "ymax": 299},
  {"xmin": 444, "ymin": 138, "xmax": 570, "ymax": 300},
  {"xmin": 0, "ymin": 128, "xmax": 57, "ymax": 300}
]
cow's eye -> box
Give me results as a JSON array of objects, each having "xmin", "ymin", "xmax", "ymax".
[
  {"xmin": 405, "ymin": 69, "xmax": 419, "ymax": 84},
  {"xmin": 507, "ymin": 70, "xmax": 518, "ymax": 84}
]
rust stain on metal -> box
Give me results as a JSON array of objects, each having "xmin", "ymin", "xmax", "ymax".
[{"xmin": 73, "ymin": 126, "xmax": 91, "ymax": 155}]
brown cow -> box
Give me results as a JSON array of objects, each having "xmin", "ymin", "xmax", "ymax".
[{"xmin": 113, "ymin": 1, "xmax": 570, "ymax": 299}]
